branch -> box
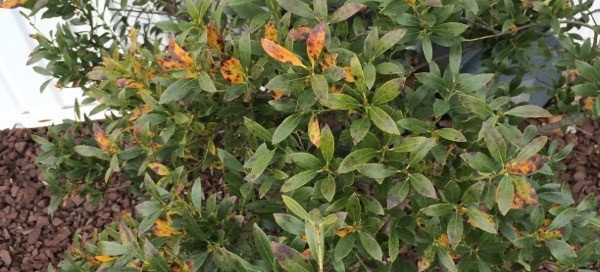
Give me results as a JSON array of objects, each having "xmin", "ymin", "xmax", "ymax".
[{"xmin": 536, "ymin": 112, "xmax": 592, "ymax": 135}]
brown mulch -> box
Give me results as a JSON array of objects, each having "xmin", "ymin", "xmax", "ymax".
[{"xmin": 0, "ymin": 127, "xmax": 136, "ymax": 271}]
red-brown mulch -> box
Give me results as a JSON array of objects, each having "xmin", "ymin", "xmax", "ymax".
[{"xmin": 0, "ymin": 127, "xmax": 136, "ymax": 271}]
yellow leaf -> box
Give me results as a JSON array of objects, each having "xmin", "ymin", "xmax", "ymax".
[
  {"xmin": 264, "ymin": 22, "xmax": 278, "ymax": 42},
  {"xmin": 511, "ymin": 176, "xmax": 539, "ymax": 209},
  {"xmin": 92, "ymin": 123, "xmax": 118, "ymax": 153},
  {"xmin": 167, "ymin": 37, "xmax": 193, "ymax": 67},
  {"xmin": 148, "ymin": 163, "xmax": 170, "ymax": 176},
  {"xmin": 94, "ymin": 255, "xmax": 116, "ymax": 262},
  {"xmin": 344, "ymin": 66, "xmax": 356, "ymax": 82},
  {"xmin": 261, "ymin": 38, "xmax": 306, "ymax": 68},
  {"xmin": 158, "ymin": 59, "xmax": 187, "ymax": 70},
  {"xmin": 0, "ymin": 0, "xmax": 27, "ymax": 9},
  {"xmin": 335, "ymin": 226, "xmax": 355, "ymax": 237},
  {"xmin": 206, "ymin": 21, "xmax": 224, "ymax": 53},
  {"xmin": 418, "ymin": 245, "xmax": 435, "ymax": 271},
  {"xmin": 308, "ymin": 115, "xmax": 321, "ymax": 147},
  {"xmin": 330, "ymin": 85, "xmax": 342, "ymax": 93},
  {"xmin": 307, "ymin": 22, "xmax": 326, "ymax": 65},
  {"xmin": 220, "ymin": 55, "xmax": 246, "ymax": 84},
  {"xmin": 321, "ymin": 53, "xmax": 337, "ymax": 70},
  {"xmin": 154, "ymin": 218, "xmax": 180, "ymax": 237},
  {"xmin": 583, "ymin": 96, "xmax": 596, "ymax": 110},
  {"xmin": 287, "ymin": 27, "xmax": 311, "ymax": 41},
  {"xmin": 436, "ymin": 234, "xmax": 450, "ymax": 249},
  {"xmin": 505, "ymin": 155, "xmax": 546, "ymax": 175}
]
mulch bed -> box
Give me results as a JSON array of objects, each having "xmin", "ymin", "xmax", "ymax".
[
  {"xmin": 0, "ymin": 118, "xmax": 599, "ymax": 271},
  {"xmin": 0, "ymin": 127, "xmax": 136, "ymax": 271}
]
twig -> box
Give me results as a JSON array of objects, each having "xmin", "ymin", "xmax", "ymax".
[{"xmin": 536, "ymin": 112, "xmax": 592, "ymax": 135}]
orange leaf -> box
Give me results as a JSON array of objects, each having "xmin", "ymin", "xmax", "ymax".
[
  {"xmin": 271, "ymin": 89, "xmax": 285, "ymax": 100},
  {"xmin": 261, "ymin": 38, "xmax": 306, "ymax": 68},
  {"xmin": 335, "ymin": 226, "xmax": 355, "ymax": 237},
  {"xmin": 321, "ymin": 53, "xmax": 337, "ymax": 70},
  {"xmin": 0, "ymin": 0, "xmax": 27, "ymax": 9},
  {"xmin": 206, "ymin": 21, "xmax": 224, "ymax": 53},
  {"xmin": 288, "ymin": 27, "xmax": 311, "ymax": 41},
  {"xmin": 436, "ymin": 234, "xmax": 450, "ymax": 249},
  {"xmin": 307, "ymin": 22, "xmax": 326, "ymax": 65},
  {"xmin": 154, "ymin": 219, "xmax": 180, "ymax": 237},
  {"xmin": 94, "ymin": 255, "xmax": 116, "ymax": 263},
  {"xmin": 344, "ymin": 66, "xmax": 356, "ymax": 82},
  {"xmin": 220, "ymin": 55, "xmax": 246, "ymax": 84},
  {"xmin": 167, "ymin": 37, "xmax": 193, "ymax": 67},
  {"xmin": 302, "ymin": 248, "xmax": 312, "ymax": 259},
  {"xmin": 505, "ymin": 155, "xmax": 547, "ymax": 176},
  {"xmin": 92, "ymin": 123, "xmax": 114, "ymax": 153},
  {"xmin": 148, "ymin": 163, "xmax": 170, "ymax": 176},
  {"xmin": 331, "ymin": 85, "xmax": 342, "ymax": 93},
  {"xmin": 264, "ymin": 22, "xmax": 278, "ymax": 42},
  {"xmin": 158, "ymin": 59, "xmax": 187, "ymax": 70},
  {"xmin": 583, "ymin": 96, "xmax": 596, "ymax": 110},
  {"xmin": 308, "ymin": 115, "xmax": 321, "ymax": 147}
]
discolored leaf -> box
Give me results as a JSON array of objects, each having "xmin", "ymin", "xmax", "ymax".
[
  {"xmin": 220, "ymin": 55, "xmax": 246, "ymax": 84},
  {"xmin": 264, "ymin": 22, "xmax": 278, "ymax": 42},
  {"xmin": 387, "ymin": 180, "xmax": 409, "ymax": 209},
  {"xmin": 308, "ymin": 115, "xmax": 321, "ymax": 147},
  {"xmin": 261, "ymin": 38, "xmax": 306, "ymax": 67},
  {"xmin": 320, "ymin": 175, "xmax": 336, "ymax": 202},
  {"xmin": 321, "ymin": 53, "xmax": 337, "ymax": 70},
  {"xmin": 288, "ymin": 27, "xmax": 312, "ymax": 41},
  {"xmin": 447, "ymin": 212, "xmax": 463, "ymax": 249},
  {"xmin": 371, "ymin": 78, "xmax": 403, "ymax": 105},
  {"xmin": 321, "ymin": 93, "xmax": 360, "ymax": 110},
  {"xmin": 154, "ymin": 218, "xmax": 180, "ymax": 237},
  {"xmin": 148, "ymin": 163, "xmax": 170, "ymax": 176},
  {"xmin": 0, "ymin": 0, "xmax": 27, "ymax": 9},
  {"xmin": 418, "ymin": 245, "xmax": 435, "ymax": 272},
  {"xmin": 167, "ymin": 37, "xmax": 193, "ymax": 67},
  {"xmin": 307, "ymin": 22, "xmax": 326, "ymax": 65},
  {"xmin": 311, "ymin": 74, "xmax": 329, "ymax": 101},
  {"xmin": 465, "ymin": 207, "xmax": 497, "ymax": 234},
  {"xmin": 343, "ymin": 66, "xmax": 356, "ymax": 82},
  {"xmin": 505, "ymin": 155, "xmax": 547, "ymax": 176},
  {"xmin": 92, "ymin": 123, "xmax": 118, "ymax": 153},
  {"xmin": 329, "ymin": 3, "xmax": 365, "ymax": 24},
  {"xmin": 505, "ymin": 105, "xmax": 551, "ymax": 118},
  {"xmin": 206, "ymin": 21, "xmax": 224, "ymax": 53},
  {"xmin": 409, "ymin": 173, "xmax": 437, "ymax": 199}
]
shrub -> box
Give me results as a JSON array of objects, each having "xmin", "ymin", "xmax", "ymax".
[{"xmin": 9, "ymin": 0, "xmax": 600, "ymax": 271}]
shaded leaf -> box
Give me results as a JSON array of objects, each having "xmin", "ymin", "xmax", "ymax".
[
  {"xmin": 329, "ymin": 3, "xmax": 364, "ymax": 24},
  {"xmin": 220, "ymin": 55, "xmax": 246, "ymax": 84},
  {"xmin": 307, "ymin": 22, "xmax": 326, "ymax": 65}
]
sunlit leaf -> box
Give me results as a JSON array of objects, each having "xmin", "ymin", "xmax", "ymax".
[
  {"xmin": 261, "ymin": 38, "xmax": 306, "ymax": 67},
  {"xmin": 220, "ymin": 55, "xmax": 246, "ymax": 84}
]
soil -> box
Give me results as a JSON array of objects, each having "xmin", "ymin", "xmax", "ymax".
[{"xmin": 0, "ymin": 127, "xmax": 136, "ymax": 271}]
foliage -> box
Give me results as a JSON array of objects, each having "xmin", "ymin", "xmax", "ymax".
[{"xmin": 8, "ymin": 0, "xmax": 600, "ymax": 271}]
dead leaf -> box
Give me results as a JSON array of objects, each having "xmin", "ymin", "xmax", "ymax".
[
  {"xmin": 206, "ymin": 21, "xmax": 224, "ymax": 53},
  {"xmin": 261, "ymin": 39, "xmax": 306, "ymax": 68},
  {"xmin": 335, "ymin": 226, "xmax": 355, "ymax": 237},
  {"xmin": 154, "ymin": 219, "xmax": 180, "ymax": 237},
  {"xmin": 148, "ymin": 163, "xmax": 170, "ymax": 176},
  {"xmin": 220, "ymin": 55, "xmax": 245, "ymax": 84},
  {"xmin": 307, "ymin": 22, "xmax": 326, "ymax": 65},
  {"xmin": 344, "ymin": 66, "xmax": 356, "ymax": 82},
  {"xmin": 271, "ymin": 89, "xmax": 285, "ymax": 100},
  {"xmin": 321, "ymin": 53, "xmax": 337, "ymax": 70},
  {"xmin": 265, "ymin": 22, "xmax": 278, "ymax": 42},
  {"xmin": 168, "ymin": 37, "xmax": 193, "ymax": 67},
  {"xmin": 158, "ymin": 59, "xmax": 187, "ymax": 70},
  {"xmin": 288, "ymin": 27, "xmax": 311, "ymax": 41},
  {"xmin": 505, "ymin": 155, "xmax": 547, "ymax": 175},
  {"xmin": 94, "ymin": 255, "xmax": 116, "ymax": 263},
  {"xmin": 308, "ymin": 115, "xmax": 321, "ymax": 147},
  {"xmin": 93, "ymin": 123, "xmax": 117, "ymax": 153},
  {"xmin": 0, "ymin": 0, "xmax": 27, "ymax": 9}
]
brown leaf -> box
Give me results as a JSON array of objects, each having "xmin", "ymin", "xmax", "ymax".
[
  {"xmin": 220, "ymin": 55, "xmax": 246, "ymax": 84},
  {"xmin": 261, "ymin": 39, "xmax": 306, "ymax": 68},
  {"xmin": 265, "ymin": 22, "xmax": 278, "ymax": 42},
  {"xmin": 307, "ymin": 22, "xmax": 326, "ymax": 65},
  {"xmin": 0, "ymin": 0, "xmax": 27, "ymax": 9},
  {"xmin": 167, "ymin": 37, "xmax": 193, "ymax": 67},
  {"xmin": 308, "ymin": 115, "xmax": 321, "ymax": 147},
  {"xmin": 206, "ymin": 21, "xmax": 224, "ymax": 53},
  {"xmin": 288, "ymin": 27, "xmax": 311, "ymax": 41},
  {"xmin": 321, "ymin": 53, "xmax": 337, "ymax": 70},
  {"xmin": 271, "ymin": 89, "xmax": 285, "ymax": 100}
]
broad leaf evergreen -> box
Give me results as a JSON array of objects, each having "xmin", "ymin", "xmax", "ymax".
[{"xmin": 9, "ymin": 0, "xmax": 600, "ymax": 271}]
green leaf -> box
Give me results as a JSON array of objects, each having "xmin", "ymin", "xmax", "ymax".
[
  {"xmin": 460, "ymin": 152, "xmax": 497, "ymax": 173},
  {"xmin": 266, "ymin": 74, "xmax": 307, "ymax": 91},
  {"xmin": 218, "ymin": 149, "xmax": 244, "ymax": 172},
  {"xmin": 369, "ymin": 106, "xmax": 400, "ymax": 135},
  {"xmin": 159, "ymin": 78, "xmax": 197, "ymax": 104},
  {"xmin": 350, "ymin": 55, "xmax": 367, "ymax": 93},
  {"xmin": 277, "ymin": 0, "xmax": 316, "ymax": 18},
  {"xmin": 73, "ymin": 145, "xmax": 109, "ymax": 161},
  {"xmin": 273, "ymin": 213, "xmax": 304, "ymax": 235},
  {"xmin": 358, "ymin": 231, "xmax": 383, "ymax": 261},
  {"xmin": 281, "ymin": 195, "xmax": 312, "ymax": 222},
  {"xmin": 198, "ymin": 71, "xmax": 217, "ymax": 93},
  {"xmin": 191, "ymin": 178, "xmax": 203, "ymax": 212},
  {"xmin": 364, "ymin": 63, "xmax": 376, "ymax": 90},
  {"xmin": 548, "ymin": 208, "xmax": 577, "ymax": 231},
  {"xmin": 389, "ymin": 227, "xmax": 400, "ymax": 262},
  {"xmin": 457, "ymin": 73, "xmax": 494, "ymax": 92},
  {"xmin": 337, "ymin": 148, "xmax": 379, "ymax": 173},
  {"xmin": 305, "ymin": 218, "xmax": 325, "ymax": 270},
  {"xmin": 355, "ymin": 163, "xmax": 397, "ymax": 180},
  {"xmin": 407, "ymin": 138, "xmax": 436, "ymax": 168},
  {"xmin": 515, "ymin": 136, "xmax": 547, "ymax": 162},
  {"xmin": 350, "ymin": 117, "xmax": 371, "ymax": 144},
  {"xmin": 360, "ymin": 195, "xmax": 384, "ymax": 215},
  {"xmin": 575, "ymin": 60, "xmax": 600, "ymax": 83},
  {"xmin": 98, "ymin": 241, "xmax": 129, "ymax": 256},
  {"xmin": 320, "ymin": 175, "xmax": 336, "ymax": 202},
  {"xmin": 364, "ymin": 27, "xmax": 379, "ymax": 61},
  {"xmin": 447, "ymin": 212, "xmax": 463, "ymax": 249},
  {"xmin": 408, "ymin": 173, "xmax": 437, "ymax": 199},
  {"xmin": 321, "ymin": 93, "xmax": 360, "ymax": 110},
  {"xmin": 335, "ymin": 234, "xmax": 355, "ymax": 261},
  {"xmin": 371, "ymin": 78, "xmax": 403, "ymax": 105},
  {"xmin": 320, "ymin": 125, "xmax": 334, "ymax": 163},
  {"xmin": 497, "ymin": 176, "xmax": 514, "ymax": 215},
  {"xmin": 461, "ymin": 181, "xmax": 485, "ymax": 204},
  {"xmin": 458, "ymin": 94, "xmax": 493, "ymax": 116},
  {"xmin": 387, "ymin": 180, "xmax": 410, "ymax": 209},
  {"xmin": 281, "ymin": 170, "xmax": 320, "ymax": 193},
  {"xmin": 436, "ymin": 128, "xmax": 467, "ymax": 142},
  {"xmin": 465, "ymin": 207, "xmax": 497, "ymax": 234},
  {"xmin": 347, "ymin": 194, "xmax": 361, "ymax": 222},
  {"xmin": 421, "ymin": 203, "xmax": 454, "ymax": 217},
  {"xmin": 544, "ymin": 239, "xmax": 577, "ymax": 263},
  {"xmin": 253, "ymin": 224, "xmax": 275, "ymax": 269},
  {"xmin": 239, "ymin": 30, "xmax": 251, "ymax": 68},
  {"xmin": 397, "ymin": 118, "xmax": 429, "ymax": 134},
  {"xmin": 482, "ymin": 123, "xmax": 506, "ymax": 163},
  {"xmin": 505, "ymin": 105, "xmax": 551, "ymax": 118},
  {"xmin": 272, "ymin": 113, "xmax": 303, "ymax": 144},
  {"xmin": 244, "ymin": 117, "xmax": 273, "ymax": 142},
  {"xmin": 431, "ymin": 22, "xmax": 468, "ymax": 37},
  {"xmin": 435, "ymin": 246, "xmax": 457, "ymax": 272},
  {"xmin": 329, "ymin": 3, "xmax": 364, "ymax": 24},
  {"xmin": 291, "ymin": 152, "xmax": 323, "ymax": 170},
  {"xmin": 144, "ymin": 240, "xmax": 170, "ymax": 271},
  {"xmin": 311, "ymin": 74, "xmax": 329, "ymax": 101},
  {"xmin": 376, "ymin": 29, "xmax": 407, "ymax": 56},
  {"xmin": 271, "ymin": 242, "xmax": 315, "ymax": 272},
  {"xmin": 391, "ymin": 136, "xmax": 428, "ymax": 153},
  {"xmin": 245, "ymin": 147, "xmax": 275, "ymax": 182}
]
